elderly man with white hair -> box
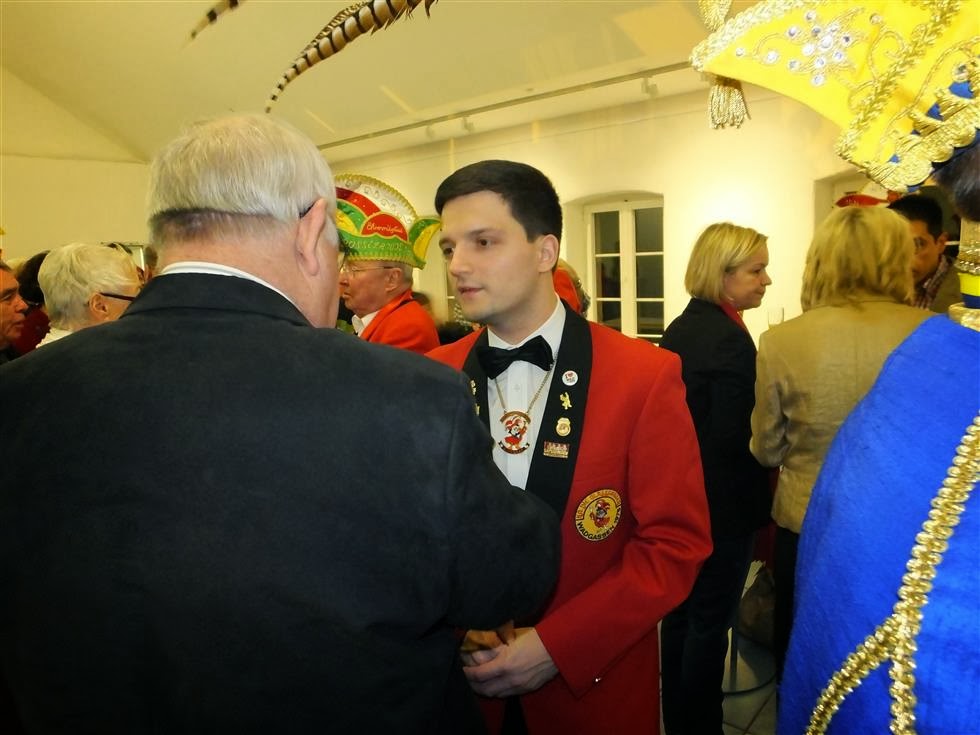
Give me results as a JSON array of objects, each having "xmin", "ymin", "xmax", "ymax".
[
  {"xmin": 0, "ymin": 113, "xmax": 559, "ymax": 735},
  {"xmin": 36, "ymin": 243, "xmax": 142, "ymax": 346}
]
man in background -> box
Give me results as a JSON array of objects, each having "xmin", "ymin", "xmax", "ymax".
[
  {"xmin": 0, "ymin": 262, "xmax": 28, "ymax": 364},
  {"xmin": 888, "ymin": 193, "xmax": 960, "ymax": 312},
  {"xmin": 428, "ymin": 159, "xmax": 711, "ymax": 735},
  {"xmin": 336, "ymin": 175, "xmax": 441, "ymax": 353},
  {"xmin": 0, "ymin": 114, "xmax": 560, "ymax": 734}
]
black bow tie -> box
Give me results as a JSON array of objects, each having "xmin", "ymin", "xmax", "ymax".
[{"xmin": 477, "ymin": 335, "xmax": 554, "ymax": 379}]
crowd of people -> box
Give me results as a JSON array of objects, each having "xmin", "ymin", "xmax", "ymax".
[{"xmin": 0, "ymin": 106, "xmax": 975, "ymax": 735}]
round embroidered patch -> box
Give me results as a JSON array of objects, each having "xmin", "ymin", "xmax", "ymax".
[{"xmin": 574, "ymin": 489, "xmax": 622, "ymax": 541}]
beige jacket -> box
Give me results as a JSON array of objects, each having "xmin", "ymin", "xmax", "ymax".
[{"xmin": 750, "ymin": 299, "xmax": 932, "ymax": 532}]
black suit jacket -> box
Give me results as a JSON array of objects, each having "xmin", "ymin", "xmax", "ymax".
[
  {"xmin": 660, "ymin": 298, "xmax": 770, "ymax": 538},
  {"xmin": 0, "ymin": 273, "xmax": 559, "ymax": 734}
]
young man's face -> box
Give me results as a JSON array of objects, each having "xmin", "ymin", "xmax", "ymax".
[
  {"xmin": 908, "ymin": 219, "xmax": 947, "ymax": 284},
  {"xmin": 0, "ymin": 269, "xmax": 28, "ymax": 350},
  {"xmin": 438, "ymin": 191, "xmax": 556, "ymax": 340}
]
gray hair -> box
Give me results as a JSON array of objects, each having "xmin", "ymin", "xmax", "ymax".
[
  {"xmin": 39, "ymin": 244, "xmax": 141, "ymax": 330},
  {"xmin": 147, "ymin": 113, "xmax": 336, "ymax": 245}
]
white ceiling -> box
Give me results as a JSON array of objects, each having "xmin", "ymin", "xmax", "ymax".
[{"xmin": 0, "ymin": 0, "xmax": 749, "ymax": 164}]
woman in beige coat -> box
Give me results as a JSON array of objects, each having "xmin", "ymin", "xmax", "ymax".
[{"xmin": 750, "ymin": 206, "xmax": 932, "ymax": 676}]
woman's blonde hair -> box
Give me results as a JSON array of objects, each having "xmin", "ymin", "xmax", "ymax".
[
  {"xmin": 685, "ymin": 222, "xmax": 768, "ymax": 303},
  {"xmin": 800, "ymin": 206, "xmax": 914, "ymax": 310}
]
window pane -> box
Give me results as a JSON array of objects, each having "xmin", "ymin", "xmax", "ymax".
[
  {"xmin": 595, "ymin": 256, "xmax": 621, "ymax": 298},
  {"xmin": 636, "ymin": 300, "xmax": 664, "ymax": 335},
  {"xmin": 593, "ymin": 211, "xmax": 620, "ymax": 254},
  {"xmin": 636, "ymin": 254, "xmax": 663, "ymax": 298},
  {"xmin": 634, "ymin": 207, "xmax": 663, "ymax": 254},
  {"xmin": 597, "ymin": 300, "xmax": 622, "ymax": 331}
]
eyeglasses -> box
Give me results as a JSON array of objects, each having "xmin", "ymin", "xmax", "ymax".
[{"xmin": 99, "ymin": 292, "xmax": 139, "ymax": 302}]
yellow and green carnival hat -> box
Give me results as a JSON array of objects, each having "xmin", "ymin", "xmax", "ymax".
[{"xmin": 334, "ymin": 174, "xmax": 440, "ymax": 269}]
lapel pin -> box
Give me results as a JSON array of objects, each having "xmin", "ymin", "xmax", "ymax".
[
  {"xmin": 543, "ymin": 441, "xmax": 570, "ymax": 459},
  {"xmin": 556, "ymin": 417, "xmax": 572, "ymax": 437},
  {"xmin": 560, "ymin": 392, "xmax": 572, "ymax": 410},
  {"xmin": 562, "ymin": 370, "xmax": 578, "ymax": 386}
]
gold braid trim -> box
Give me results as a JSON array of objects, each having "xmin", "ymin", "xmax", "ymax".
[
  {"xmin": 699, "ymin": 0, "xmax": 734, "ymax": 32},
  {"xmin": 691, "ymin": 0, "xmax": 810, "ymax": 71},
  {"xmin": 806, "ymin": 413, "xmax": 980, "ymax": 735},
  {"xmin": 864, "ymin": 55, "xmax": 980, "ymax": 191}
]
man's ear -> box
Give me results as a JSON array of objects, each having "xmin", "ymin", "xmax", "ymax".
[
  {"xmin": 295, "ymin": 198, "xmax": 330, "ymax": 277},
  {"xmin": 937, "ymin": 232, "xmax": 949, "ymax": 249},
  {"xmin": 536, "ymin": 234, "xmax": 560, "ymax": 273},
  {"xmin": 88, "ymin": 293, "xmax": 111, "ymax": 322}
]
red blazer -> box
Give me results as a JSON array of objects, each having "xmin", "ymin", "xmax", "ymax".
[
  {"xmin": 360, "ymin": 290, "xmax": 439, "ymax": 355},
  {"xmin": 428, "ymin": 308, "xmax": 711, "ymax": 735}
]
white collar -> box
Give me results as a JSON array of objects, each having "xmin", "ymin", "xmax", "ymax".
[
  {"xmin": 351, "ymin": 310, "xmax": 379, "ymax": 335},
  {"xmin": 158, "ymin": 261, "xmax": 296, "ymax": 306}
]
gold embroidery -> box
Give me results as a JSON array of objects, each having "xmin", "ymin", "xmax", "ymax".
[{"xmin": 806, "ymin": 414, "xmax": 980, "ymax": 734}]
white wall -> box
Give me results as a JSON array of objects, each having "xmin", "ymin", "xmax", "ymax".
[
  {"xmin": 0, "ymin": 155, "xmax": 150, "ymax": 259},
  {"xmin": 0, "ymin": 66, "xmax": 150, "ymax": 260},
  {"xmin": 330, "ymin": 88, "xmax": 855, "ymax": 342}
]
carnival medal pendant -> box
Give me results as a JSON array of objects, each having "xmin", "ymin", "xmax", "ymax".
[{"xmin": 498, "ymin": 410, "xmax": 532, "ymax": 454}]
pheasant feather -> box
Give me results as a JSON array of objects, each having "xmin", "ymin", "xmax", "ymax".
[
  {"xmin": 188, "ymin": 0, "xmax": 246, "ymax": 41},
  {"xmin": 265, "ymin": 0, "xmax": 439, "ymax": 111}
]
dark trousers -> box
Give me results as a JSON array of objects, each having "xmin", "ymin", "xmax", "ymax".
[
  {"xmin": 773, "ymin": 526, "xmax": 800, "ymax": 682},
  {"xmin": 661, "ymin": 533, "xmax": 755, "ymax": 735}
]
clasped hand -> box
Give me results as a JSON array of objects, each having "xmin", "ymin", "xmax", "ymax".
[{"xmin": 459, "ymin": 622, "xmax": 558, "ymax": 697}]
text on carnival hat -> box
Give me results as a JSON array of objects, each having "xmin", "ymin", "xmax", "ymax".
[
  {"xmin": 335, "ymin": 174, "xmax": 440, "ymax": 269},
  {"xmin": 691, "ymin": 0, "xmax": 979, "ymax": 192}
]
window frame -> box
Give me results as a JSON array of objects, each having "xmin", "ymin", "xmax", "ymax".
[{"xmin": 584, "ymin": 195, "xmax": 665, "ymax": 341}]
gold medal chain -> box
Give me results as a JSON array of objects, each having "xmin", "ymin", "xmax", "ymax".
[{"xmin": 493, "ymin": 362, "xmax": 554, "ymax": 418}]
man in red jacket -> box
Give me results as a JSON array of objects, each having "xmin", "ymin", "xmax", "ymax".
[
  {"xmin": 427, "ymin": 159, "xmax": 711, "ymax": 735},
  {"xmin": 336, "ymin": 174, "xmax": 441, "ymax": 354}
]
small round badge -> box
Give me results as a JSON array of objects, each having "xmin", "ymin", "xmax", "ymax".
[
  {"xmin": 562, "ymin": 370, "xmax": 578, "ymax": 386},
  {"xmin": 556, "ymin": 417, "xmax": 572, "ymax": 437},
  {"xmin": 574, "ymin": 489, "xmax": 622, "ymax": 541}
]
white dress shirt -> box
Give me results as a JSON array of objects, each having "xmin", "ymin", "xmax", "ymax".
[
  {"xmin": 486, "ymin": 298, "xmax": 565, "ymax": 490},
  {"xmin": 351, "ymin": 310, "xmax": 378, "ymax": 335}
]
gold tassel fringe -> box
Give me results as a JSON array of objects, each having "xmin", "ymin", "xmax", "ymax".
[{"xmin": 709, "ymin": 76, "xmax": 750, "ymax": 129}]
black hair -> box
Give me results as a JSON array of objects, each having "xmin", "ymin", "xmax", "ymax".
[
  {"xmin": 434, "ymin": 160, "xmax": 562, "ymax": 241},
  {"xmin": 14, "ymin": 250, "xmax": 50, "ymax": 306},
  {"xmin": 887, "ymin": 194, "xmax": 945, "ymax": 238},
  {"xmin": 933, "ymin": 144, "xmax": 980, "ymax": 221}
]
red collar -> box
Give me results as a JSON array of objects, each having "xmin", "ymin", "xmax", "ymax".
[{"xmin": 719, "ymin": 300, "xmax": 748, "ymax": 332}]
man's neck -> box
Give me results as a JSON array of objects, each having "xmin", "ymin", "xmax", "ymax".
[{"xmin": 488, "ymin": 294, "xmax": 560, "ymax": 345}]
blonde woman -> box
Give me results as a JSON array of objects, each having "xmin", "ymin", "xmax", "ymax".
[
  {"xmin": 37, "ymin": 244, "xmax": 142, "ymax": 346},
  {"xmin": 659, "ymin": 223, "xmax": 773, "ymax": 735},
  {"xmin": 750, "ymin": 205, "xmax": 932, "ymax": 676}
]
